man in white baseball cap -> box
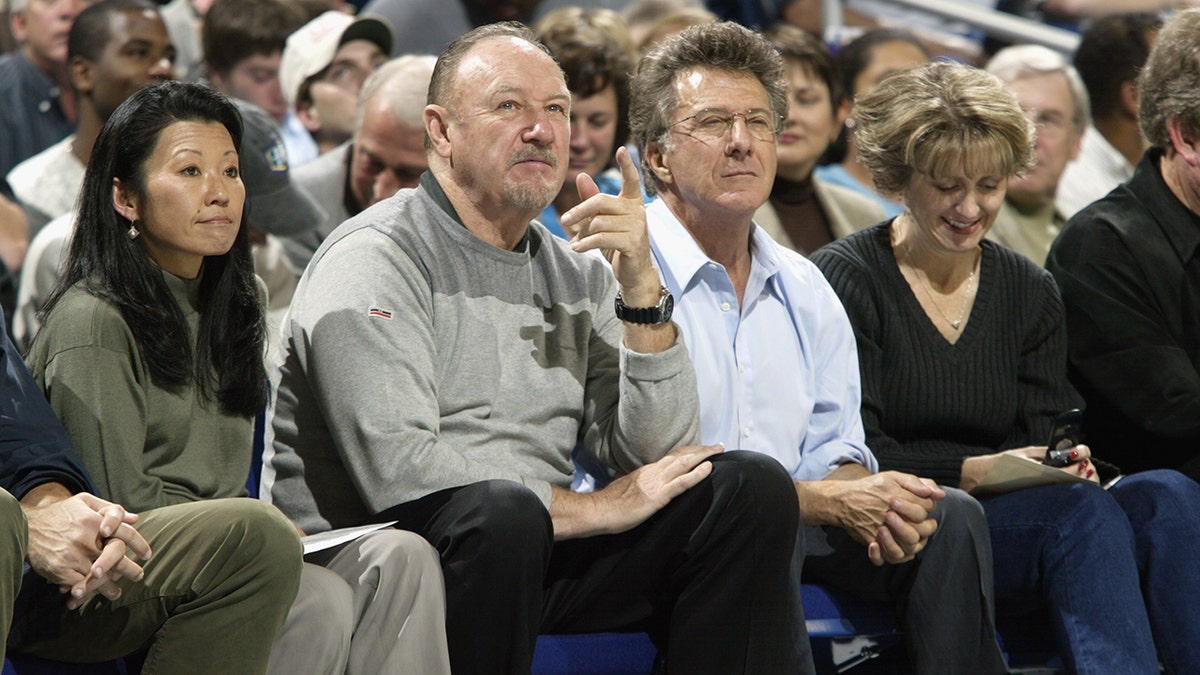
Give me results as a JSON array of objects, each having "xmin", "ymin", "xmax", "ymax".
[{"xmin": 280, "ymin": 10, "xmax": 393, "ymax": 161}]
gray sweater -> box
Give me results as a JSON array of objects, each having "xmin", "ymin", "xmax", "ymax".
[{"xmin": 265, "ymin": 173, "xmax": 700, "ymax": 533}]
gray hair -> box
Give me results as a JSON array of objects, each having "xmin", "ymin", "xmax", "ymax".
[
  {"xmin": 629, "ymin": 20, "xmax": 786, "ymax": 197},
  {"xmin": 986, "ymin": 44, "xmax": 1090, "ymax": 131},
  {"xmin": 357, "ymin": 54, "xmax": 436, "ymax": 130},
  {"xmin": 1138, "ymin": 8, "xmax": 1200, "ymax": 150}
]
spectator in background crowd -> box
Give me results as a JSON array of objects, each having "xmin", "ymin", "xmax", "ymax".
[
  {"xmin": 202, "ymin": 0, "xmax": 309, "ymax": 161},
  {"xmin": 533, "ymin": 7, "xmax": 634, "ymax": 240},
  {"xmin": 0, "ymin": 0, "xmax": 88, "ymax": 181},
  {"xmin": 279, "ymin": 10, "xmax": 392, "ymax": 164},
  {"xmin": 11, "ymin": 0, "xmax": 174, "ymax": 346},
  {"xmin": 756, "ymin": 23, "xmax": 884, "ymax": 256},
  {"xmin": 984, "ymin": 44, "xmax": 1086, "ymax": 265},
  {"xmin": 282, "ymin": 54, "xmax": 433, "ymax": 273},
  {"xmin": 815, "ymin": 28, "xmax": 930, "ymax": 219},
  {"xmin": 1056, "ymin": 12, "xmax": 1161, "ymax": 218},
  {"xmin": 157, "ymin": 0, "xmax": 204, "ymax": 82},
  {"xmin": 7, "ymin": 0, "xmax": 173, "ymax": 239},
  {"xmin": 1047, "ymin": 8, "xmax": 1200, "ymax": 482}
]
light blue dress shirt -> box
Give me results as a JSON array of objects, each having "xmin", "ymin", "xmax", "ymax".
[{"xmin": 646, "ymin": 199, "xmax": 877, "ymax": 481}]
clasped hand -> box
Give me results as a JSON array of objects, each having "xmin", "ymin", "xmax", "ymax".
[
  {"xmin": 24, "ymin": 490, "xmax": 152, "ymax": 610},
  {"xmin": 834, "ymin": 471, "xmax": 944, "ymax": 566}
]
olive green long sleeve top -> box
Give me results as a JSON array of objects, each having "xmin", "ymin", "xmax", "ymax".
[{"xmin": 24, "ymin": 271, "xmax": 253, "ymax": 511}]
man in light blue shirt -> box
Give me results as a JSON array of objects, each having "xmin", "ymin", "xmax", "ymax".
[{"xmin": 629, "ymin": 22, "xmax": 1008, "ymax": 674}]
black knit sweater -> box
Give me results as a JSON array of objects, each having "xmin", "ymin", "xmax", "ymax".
[{"xmin": 811, "ymin": 223, "xmax": 1083, "ymax": 488}]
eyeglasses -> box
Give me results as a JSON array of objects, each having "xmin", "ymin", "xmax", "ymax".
[{"xmin": 669, "ymin": 108, "xmax": 783, "ymax": 142}]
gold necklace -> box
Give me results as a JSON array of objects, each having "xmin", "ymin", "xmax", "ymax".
[{"xmin": 914, "ymin": 253, "xmax": 979, "ymax": 331}]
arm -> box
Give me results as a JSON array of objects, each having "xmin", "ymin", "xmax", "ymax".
[
  {"xmin": 563, "ymin": 148, "xmax": 675, "ymax": 355},
  {"xmin": 0, "ymin": 191, "xmax": 26, "ymax": 272},
  {"xmin": 30, "ymin": 304, "xmax": 192, "ymax": 510},
  {"xmin": 548, "ymin": 444, "xmax": 719, "ymax": 540}
]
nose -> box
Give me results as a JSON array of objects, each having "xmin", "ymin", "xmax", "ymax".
[
  {"xmin": 372, "ymin": 171, "xmax": 402, "ymax": 206},
  {"xmin": 958, "ymin": 189, "xmax": 982, "ymax": 220},
  {"xmin": 568, "ymin": 120, "xmax": 588, "ymax": 152},
  {"xmin": 205, "ymin": 171, "xmax": 230, "ymax": 206},
  {"xmin": 149, "ymin": 54, "xmax": 174, "ymax": 81},
  {"xmin": 523, "ymin": 108, "xmax": 559, "ymax": 146},
  {"xmin": 726, "ymin": 115, "xmax": 753, "ymax": 156}
]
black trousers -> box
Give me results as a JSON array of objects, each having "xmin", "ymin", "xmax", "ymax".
[{"xmin": 384, "ymin": 451, "xmax": 805, "ymax": 675}]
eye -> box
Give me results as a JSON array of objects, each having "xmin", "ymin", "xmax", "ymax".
[
  {"xmin": 225, "ymin": 166, "xmax": 240, "ymax": 179},
  {"xmin": 746, "ymin": 114, "xmax": 775, "ymax": 133},
  {"xmin": 695, "ymin": 112, "xmax": 730, "ymax": 132},
  {"xmin": 182, "ymin": 165, "xmax": 200, "ymax": 176},
  {"xmin": 547, "ymin": 103, "xmax": 567, "ymax": 115},
  {"xmin": 933, "ymin": 183, "xmax": 956, "ymax": 193},
  {"xmin": 499, "ymin": 100, "xmax": 517, "ymax": 111}
]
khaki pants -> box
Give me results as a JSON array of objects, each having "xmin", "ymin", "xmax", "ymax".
[{"xmin": 9, "ymin": 497, "xmax": 302, "ymax": 675}]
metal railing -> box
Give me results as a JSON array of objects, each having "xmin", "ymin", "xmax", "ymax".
[{"xmin": 822, "ymin": 0, "xmax": 1081, "ymax": 54}]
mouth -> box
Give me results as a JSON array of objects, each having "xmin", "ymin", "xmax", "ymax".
[
  {"xmin": 778, "ymin": 132, "xmax": 801, "ymax": 144},
  {"xmin": 944, "ymin": 216, "xmax": 981, "ymax": 233}
]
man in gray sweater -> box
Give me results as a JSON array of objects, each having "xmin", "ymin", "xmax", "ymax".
[{"xmin": 265, "ymin": 21, "xmax": 805, "ymax": 675}]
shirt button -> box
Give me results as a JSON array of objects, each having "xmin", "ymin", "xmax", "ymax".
[
  {"xmin": 708, "ymin": 262, "xmax": 720, "ymax": 270},
  {"xmin": 742, "ymin": 427, "xmax": 751, "ymax": 438},
  {"xmin": 720, "ymin": 302, "xmax": 731, "ymax": 311},
  {"xmin": 738, "ymin": 364, "xmax": 746, "ymax": 374},
  {"xmin": 38, "ymin": 100, "xmax": 50, "ymax": 113}
]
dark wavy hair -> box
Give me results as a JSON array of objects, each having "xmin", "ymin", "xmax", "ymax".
[{"xmin": 40, "ymin": 81, "xmax": 267, "ymax": 417}]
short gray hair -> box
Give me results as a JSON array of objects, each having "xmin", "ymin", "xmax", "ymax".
[
  {"xmin": 629, "ymin": 21, "xmax": 785, "ymax": 197},
  {"xmin": 986, "ymin": 44, "xmax": 1090, "ymax": 131},
  {"xmin": 1138, "ymin": 8, "xmax": 1200, "ymax": 150},
  {"xmin": 357, "ymin": 54, "xmax": 436, "ymax": 130}
]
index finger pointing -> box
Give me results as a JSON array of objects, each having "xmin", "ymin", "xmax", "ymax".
[{"xmin": 614, "ymin": 146, "xmax": 641, "ymax": 200}]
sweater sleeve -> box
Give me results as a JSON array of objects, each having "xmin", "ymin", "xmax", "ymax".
[
  {"xmin": 30, "ymin": 298, "xmax": 191, "ymax": 509},
  {"xmin": 579, "ymin": 284, "xmax": 701, "ymax": 475}
]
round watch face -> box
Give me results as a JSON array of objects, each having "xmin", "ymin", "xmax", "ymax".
[{"xmin": 660, "ymin": 292, "xmax": 674, "ymax": 323}]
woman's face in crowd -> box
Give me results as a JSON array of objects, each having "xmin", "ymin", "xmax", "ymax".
[
  {"xmin": 565, "ymin": 84, "xmax": 619, "ymax": 189},
  {"xmin": 853, "ymin": 39, "xmax": 930, "ymax": 97},
  {"xmin": 117, "ymin": 120, "xmax": 244, "ymax": 279},
  {"xmin": 901, "ymin": 167, "xmax": 1006, "ymax": 255},
  {"xmin": 776, "ymin": 59, "xmax": 839, "ymax": 181}
]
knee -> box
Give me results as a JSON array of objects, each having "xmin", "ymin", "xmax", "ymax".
[
  {"xmin": 1110, "ymin": 470, "xmax": 1200, "ymax": 528},
  {"xmin": 707, "ymin": 451, "xmax": 798, "ymax": 528},
  {"xmin": 206, "ymin": 498, "xmax": 304, "ymax": 580},
  {"xmin": 932, "ymin": 487, "xmax": 988, "ymax": 537},
  {"xmin": 286, "ymin": 564, "xmax": 353, "ymax": 659},
  {"xmin": 447, "ymin": 480, "xmax": 551, "ymax": 550},
  {"xmin": 0, "ymin": 489, "xmax": 25, "ymax": 570},
  {"xmin": 358, "ymin": 529, "xmax": 444, "ymax": 588}
]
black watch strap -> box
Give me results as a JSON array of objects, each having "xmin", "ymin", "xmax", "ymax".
[{"xmin": 614, "ymin": 287, "xmax": 674, "ymax": 325}]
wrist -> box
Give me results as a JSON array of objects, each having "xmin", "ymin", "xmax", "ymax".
[{"xmin": 20, "ymin": 483, "xmax": 72, "ymax": 510}]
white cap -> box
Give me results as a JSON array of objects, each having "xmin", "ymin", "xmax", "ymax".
[{"xmin": 280, "ymin": 11, "xmax": 394, "ymax": 108}]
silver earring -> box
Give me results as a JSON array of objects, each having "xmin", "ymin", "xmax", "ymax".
[{"xmin": 127, "ymin": 221, "xmax": 140, "ymax": 240}]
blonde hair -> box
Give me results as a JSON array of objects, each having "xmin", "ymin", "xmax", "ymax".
[{"xmin": 854, "ymin": 61, "xmax": 1035, "ymax": 197}]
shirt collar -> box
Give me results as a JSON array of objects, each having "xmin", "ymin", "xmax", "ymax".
[
  {"xmin": 1133, "ymin": 147, "xmax": 1200, "ymax": 263},
  {"xmin": 647, "ymin": 199, "xmax": 782, "ymax": 300}
]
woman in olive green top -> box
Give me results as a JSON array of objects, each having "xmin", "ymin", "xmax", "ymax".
[{"xmin": 25, "ymin": 82, "xmax": 450, "ymax": 675}]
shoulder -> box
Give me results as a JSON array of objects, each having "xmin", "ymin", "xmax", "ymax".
[
  {"xmin": 36, "ymin": 285, "xmax": 138, "ymax": 356},
  {"xmin": 811, "ymin": 224, "xmax": 889, "ymax": 277},
  {"xmin": 983, "ymin": 240, "xmax": 1061, "ymax": 308},
  {"xmin": 814, "ymin": 177, "xmax": 888, "ymax": 230}
]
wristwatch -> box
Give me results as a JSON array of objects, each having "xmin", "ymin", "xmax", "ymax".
[{"xmin": 614, "ymin": 286, "xmax": 674, "ymax": 325}]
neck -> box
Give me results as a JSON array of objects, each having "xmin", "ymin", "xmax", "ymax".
[
  {"xmin": 775, "ymin": 158, "xmax": 817, "ymax": 183},
  {"xmin": 662, "ymin": 191, "xmax": 754, "ymax": 299},
  {"xmin": 1094, "ymin": 115, "xmax": 1145, "ymax": 168},
  {"xmin": 72, "ymin": 107, "xmax": 103, "ymax": 164},
  {"xmin": 436, "ymin": 168, "xmax": 537, "ymax": 251},
  {"xmin": 890, "ymin": 213, "xmax": 978, "ymax": 288},
  {"xmin": 1160, "ymin": 149, "xmax": 1200, "ymax": 216}
]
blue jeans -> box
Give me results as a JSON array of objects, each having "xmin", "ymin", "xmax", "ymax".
[{"xmin": 983, "ymin": 470, "xmax": 1200, "ymax": 674}]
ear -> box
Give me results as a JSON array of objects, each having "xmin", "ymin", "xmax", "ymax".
[
  {"xmin": 1067, "ymin": 126, "xmax": 1084, "ymax": 162},
  {"xmin": 112, "ymin": 178, "xmax": 139, "ymax": 223},
  {"xmin": 424, "ymin": 104, "xmax": 453, "ymax": 159},
  {"xmin": 831, "ymin": 99, "xmax": 851, "ymax": 143},
  {"xmin": 1167, "ymin": 115, "xmax": 1200, "ymax": 167},
  {"xmin": 296, "ymin": 101, "xmax": 321, "ymax": 134},
  {"xmin": 9, "ymin": 11, "xmax": 27, "ymax": 44},
  {"xmin": 645, "ymin": 140, "xmax": 672, "ymax": 186},
  {"xmin": 1120, "ymin": 80, "xmax": 1140, "ymax": 120},
  {"xmin": 70, "ymin": 56, "xmax": 94, "ymax": 96}
]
